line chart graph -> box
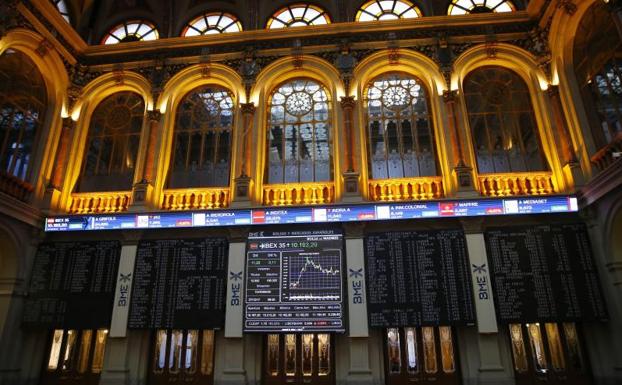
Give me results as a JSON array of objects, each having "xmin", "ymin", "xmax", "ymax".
[{"xmin": 286, "ymin": 252, "xmax": 341, "ymax": 300}]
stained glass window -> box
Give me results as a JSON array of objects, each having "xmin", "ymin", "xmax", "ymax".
[
  {"xmin": 266, "ymin": 79, "xmax": 332, "ymax": 183},
  {"xmin": 102, "ymin": 21, "xmax": 159, "ymax": 44},
  {"xmin": 267, "ymin": 5, "xmax": 330, "ymax": 29},
  {"xmin": 356, "ymin": 0, "xmax": 421, "ymax": 22},
  {"xmin": 574, "ymin": 1, "xmax": 622, "ymax": 150},
  {"xmin": 168, "ymin": 86, "xmax": 234, "ymax": 188},
  {"xmin": 0, "ymin": 49, "xmax": 47, "ymax": 182},
  {"xmin": 463, "ymin": 66, "xmax": 547, "ymax": 174},
  {"xmin": 77, "ymin": 92, "xmax": 144, "ymax": 192},
  {"xmin": 448, "ymin": 0, "xmax": 515, "ymax": 15},
  {"xmin": 366, "ymin": 73, "xmax": 437, "ymax": 179},
  {"xmin": 182, "ymin": 12, "xmax": 242, "ymax": 36},
  {"xmin": 51, "ymin": 0, "xmax": 70, "ymax": 23}
]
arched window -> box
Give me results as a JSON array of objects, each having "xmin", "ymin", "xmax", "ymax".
[
  {"xmin": 266, "ymin": 5, "xmax": 331, "ymax": 29},
  {"xmin": 356, "ymin": 0, "xmax": 422, "ymax": 22},
  {"xmin": 102, "ymin": 21, "xmax": 159, "ymax": 44},
  {"xmin": 574, "ymin": 2, "xmax": 622, "ymax": 150},
  {"xmin": 168, "ymin": 86, "xmax": 234, "ymax": 188},
  {"xmin": 267, "ymin": 79, "xmax": 332, "ymax": 184},
  {"xmin": 77, "ymin": 92, "xmax": 144, "ymax": 192},
  {"xmin": 365, "ymin": 73, "xmax": 437, "ymax": 179},
  {"xmin": 0, "ymin": 49, "xmax": 47, "ymax": 182},
  {"xmin": 448, "ymin": 0, "xmax": 515, "ymax": 15},
  {"xmin": 182, "ymin": 12, "xmax": 242, "ymax": 36},
  {"xmin": 463, "ymin": 66, "xmax": 547, "ymax": 174},
  {"xmin": 51, "ymin": 0, "xmax": 70, "ymax": 23}
]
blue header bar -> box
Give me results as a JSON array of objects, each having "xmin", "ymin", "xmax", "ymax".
[{"xmin": 45, "ymin": 195, "xmax": 579, "ymax": 232}]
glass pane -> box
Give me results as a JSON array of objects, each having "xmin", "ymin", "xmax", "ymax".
[
  {"xmin": 302, "ymin": 334, "xmax": 313, "ymax": 376},
  {"xmin": 47, "ymin": 330, "xmax": 64, "ymax": 371},
  {"xmin": 563, "ymin": 323, "xmax": 583, "ymax": 370},
  {"xmin": 61, "ymin": 330, "xmax": 78, "ymax": 371},
  {"xmin": 169, "ymin": 330, "xmax": 183, "ymax": 373},
  {"xmin": 185, "ymin": 330, "xmax": 198, "ymax": 373},
  {"xmin": 267, "ymin": 334, "xmax": 280, "ymax": 376},
  {"xmin": 527, "ymin": 323, "xmax": 548, "ymax": 373},
  {"xmin": 318, "ymin": 334, "xmax": 330, "ymax": 376},
  {"xmin": 439, "ymin": 327, "xmax": 455, "ymax": 373},
  {"xmin": 91, "ymin": 329, "xmax": 108, "ymax": 373},
  {"xmin": 77, "ymin": 330, "xmax": 93, "ymax": 374},
  {"xmin": 404, "ymin": 327, "xmax": 418, "ymax": 374},
  {"xmin": 153, "ymin": 330, "xmax": 168, "ymax": 373},
  {"xmin": 200, "ymin": 330, "xmax": 215, "ymax": 375},
  {"xmin": 387, "ymin": 328, "xmax": 401, "ymax": 374},
  {"xmin": 509, "ymin": 324, "xmax": 528, "ymax": 373},
  {"xmin": 422, "ymin": 327, "xmax": 437, "ymax": 374},
  {"xmin": 545, "ymin": 323, "xmax": 565, "ymax": 371},
  {"xmin": 285, "ymin": 334, "xmax": 296, "ymax": 376}
]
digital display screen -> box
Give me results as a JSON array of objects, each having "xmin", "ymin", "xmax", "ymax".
[
  {"xmin": 243, "ymin": 230, "xmax": 345, "ymax": 333},
  {"xmin": 44, "ymin": 196, "xmax": 579, "ymax": 232},
  {"xmin": 23, "ymin": 241, "xmax": 120, "ymax": 329},
  {"xmin": 486, "ymin": 224, "xmax": 608, "ymax": 323}
]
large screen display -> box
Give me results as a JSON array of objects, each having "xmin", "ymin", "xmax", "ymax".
[
  {"xmin": 23, "ymin": 241, "xmax": 120, "ymax": 329},
  {"xmin": 365, "ymin": 230, "xmax": 475, "ymax": 327},
  {"xmin": 128, "ymin": 238, "xmax": 228, "ymax": 329},
  {"xmin": 486, "ymin": 224, "xmax": 608, "ymax": 323},
  {"xmin": 243, "ymin": 229, "xmax": 345, "ymax": 333}
]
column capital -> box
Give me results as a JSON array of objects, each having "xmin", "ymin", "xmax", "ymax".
[
  {"xmin": 442, "ymin": 89, "xmax": 459, "ymax": 103},
  {"xmin": 147, "ymin": 109, "xmax": 161, "ymax": 123},
  {"xmin": 546, "ymin": 84, "xmax": 560, "ymax": 97},
  {"xmin": 240, "ymin": 102, "xmax": 256, "ymax": 115},
  {"xmin": 339, "ymin": 95, "xmax": 356, "ymax": 110},
  {"xmin": 61, "ymin": 117, "xmax": 76, "ymax": 130}
]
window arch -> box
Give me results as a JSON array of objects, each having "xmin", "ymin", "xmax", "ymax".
[
  {"xmin": 448, "ymin": 0, "xmax": 515, "ymax": 15},
  {"xmin": 182, "ymin": 12, "xmax": 242, "ymax": 36},
  {"xmin": 356, "ymin": 0, "xmax": 422, "ymax": 22},
  {"xmin": 463, "ymin": 66, "xmax": 547, "ymax": 174},
  {"xmin": 0, "ymin": 49, "xmax": 47, "ymax": 182},
  {"xmin": 266, "ymin": 4, "xmax": 331, "ymax": 29},
  {"xmin": 77, "ymin": 92, "xmax": 144, "ymax": 192},
  {"xmin": 168, "ymin": 86, "xmax": 234, "ymax": 188},
  {"xmin": 51, "ymin": 0, "xmax": 70, "ymax": 23},
  {"xmin": 102, "ymin": 20, "xmax": 159, "ymax": 45},
  {"xmin": 573, "ymin": 2, "xmax": 622, "ymax": 150},
  {"xmin": 266, "ymin": 79, "xmax": 332, "ymax": 184},
  {"xmin": 365, "ymin": 73, "xmax": 437, "ymax": 179}
]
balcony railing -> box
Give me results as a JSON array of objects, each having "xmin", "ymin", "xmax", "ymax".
[
  {"xmin": 69, "ymin": 191, "xmax": 131, "ymax": 214},
  {"xmin": 263, "ymin": 182, "xmax": 335, "ymax": 206},
  {"xmin": 0, "ymin": 172, "xmax": 34, "ymax": 202},
  {"xmin": 591, "ymin": 131, "xmax": 622, "ymax": 174},
  {"xmin": 368, "ymin": 177, "xmax": 443, "ymax": 201},
  {"xmin": 478, "ymin": 172, "xmax": 554, "ymax": 197},
  {"xmin": 161, "ymin": 188, "xmax": 230, "ymax": 210}
]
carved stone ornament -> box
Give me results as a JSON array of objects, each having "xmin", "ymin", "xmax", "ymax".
[
  {"xmin": 442, "ymin": 89, "xmax": 458, "ymax": 104},
  {"xmin": 557, "ymin": 0, "xmax": 577, "ymax": 15},
  {"xmin": 339, "ymin": 96, "xmax": 356, "ymax": 110},
  {"xmin": 147, "ymin": 110, "xmax": 162, "ymax": 122},
  {"xmin": 35, "ymin": 39, "xmax": 53, "ymax": 57},
  {"xmin": 241, "ymin": 102, "xmax": 256, "ymax": 115}
]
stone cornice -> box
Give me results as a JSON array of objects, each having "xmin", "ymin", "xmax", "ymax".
[{"xmin": 0, "ymin": 192, "xmax": 44, "ymax": 229}]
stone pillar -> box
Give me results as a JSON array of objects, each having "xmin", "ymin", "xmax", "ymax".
[
  {"xmin": 222, "ymin": 229, "xmax": 248, "ymax": 384},
  {"xmin": 547, "ymin": 85, "xmax": 585, "ymax": 188},
  {"xmin": 340, "ymin": 96, "xmax": 361, "ymax": 201},
  {"xmin": 131, "ymin": 110, "xmax": 161, "ymax": 210},
  {"xmin": 344, "ymin": 223, "xmax": 373, "ymax": 385},
  {"xmin": 443, "ymin": 90, "xmax": 476, "ymax": 197},
  {"xmin": 462, "ymin": 220, "xmax": 512, "ymax": 385},
  {"xmin": 233, "ymin": 103, "xmax": 255, "ymax": 207},
  {"xmin": 44, "ymin": 117, "xmax": 75, "ymax": 210}
]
